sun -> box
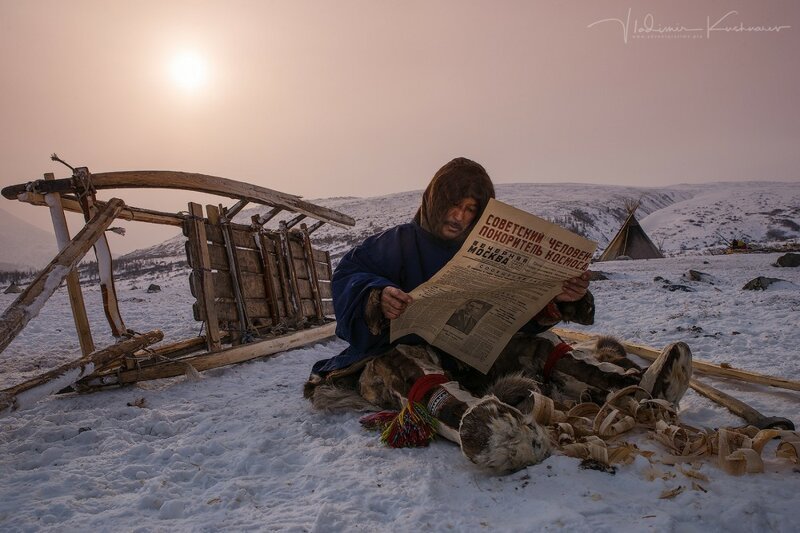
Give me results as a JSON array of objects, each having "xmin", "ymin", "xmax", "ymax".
[{"xmin": 169, "ymin": 51, "xmax": 208, "ymax": 91}]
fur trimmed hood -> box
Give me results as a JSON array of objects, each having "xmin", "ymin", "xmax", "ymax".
[{"xmin": 413, "ymin": 157, "xmax": 495, "ymax": 242}]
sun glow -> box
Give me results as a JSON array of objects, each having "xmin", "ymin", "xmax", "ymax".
[{"xmin": 169, "ymin": 51, "xmax": 208, "ymax": 91}]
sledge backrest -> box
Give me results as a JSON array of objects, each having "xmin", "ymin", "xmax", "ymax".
[{"xmin": 184, "ymin": 202, "xmax": 333, "ymax": 350}]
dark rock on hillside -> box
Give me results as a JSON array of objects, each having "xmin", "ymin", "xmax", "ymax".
[
  {"xmin": 664, "ymin": 284, "xmax": 694, "ymax": 292},
  {"xmin": 775, "ymin": 253, "xmax": 800, "ymax": 268},
  {"xmin": 147, "ymin": 284, "xmax": 161, "ymax": 293},
  {"xmin": 653, "ymin": 276, "xmax": 694, "ymax": 292},
  {"xmin": 684, "ymin": 270, "xmax": 716, "ymax": 284},
  {"xmin": 742, "ymin": 277, "xmax": 784, "ymax": 290}
]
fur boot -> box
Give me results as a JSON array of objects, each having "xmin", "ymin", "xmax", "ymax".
[
  {"xmin": 458, "ymin": 396, "xmax": 551, "ymax": 474},
  {"xmin": 639, "ymin": 342, "xmax": 693, "ymax": 406}
]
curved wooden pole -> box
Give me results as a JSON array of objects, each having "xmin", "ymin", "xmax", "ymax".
[
  {"xmin": 689, "ymin": 378, "xmax": 794, "ymax": 430},
  {"xmin": 554, "ymin": 329, "xmax": 796, "ymax": 430},
  {"xmin": 553, "ymin": 328, "xmax": 800, "ymax": 392},
  {"xmin": 3, "ymin": 170, "xmax": 355, "ymax": 228}
]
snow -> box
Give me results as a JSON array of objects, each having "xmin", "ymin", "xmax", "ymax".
[
  {"xmin": 12, "ymin": 364, "xmax": 92, "ymax": 413},
  {"xmin": 2, "ymin": 185, "xmax": 800, "ymax": 531}
]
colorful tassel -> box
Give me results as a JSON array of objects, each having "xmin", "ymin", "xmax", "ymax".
[
  {"xmin": 360, "ymin": 410, "xmax": 399, "ymax": 431},
  {"xmin": 379, "ymin": 401, "xmax": 438, "ymax": 448},
  {"xmin": 359, "ymin": 373, "xmax": 448, "ymax": 448}
]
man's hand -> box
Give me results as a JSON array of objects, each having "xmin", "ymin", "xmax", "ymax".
[
  {"xmin": 554, "ymin": 271, "xmax": 591, "ymax": 303},
  {"xmin": 381, "ymin": 286, "xmax": 414, "ymax": 320}
]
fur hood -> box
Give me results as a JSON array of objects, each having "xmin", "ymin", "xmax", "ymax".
[{"xmin": 413, "ymin": 157, "xmax": 495, "ymax": 242}]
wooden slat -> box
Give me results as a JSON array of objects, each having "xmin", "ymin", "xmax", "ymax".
[
  {"xmin": 211, "ymin": 271, "xmax": 272, "ymax": 300},
  {"xmin": 205, "ymin": 224, "xmax": 258, "ymax": 249},
  {"xmin": 320, "ymin": 300, "xmax": 334, "ymax": 316},
  {"xmin": 269, "ymin": 232, "xmax": 297, "ymax": 318},
  {"xmin": 307, "ymin": 220, "xmax": 326, "ymax": 234},
  {"xmin": 301, "ymin": 224, "xmax": 324, "ymax": 321},
  {"xmin": 280, "ymin": 225, "xmax": 303, "ymax": 320},
  {"xmin": 210, "ymin": 299, "xmax": 274, "ymax": 321},
  {"xmin": 110, "ymin": 322, "xmax": 338, "ymax": 384},
  {"xmin": 44, "ymin": 173, "xmax": 94, "ymax": 355},
  {"xmin": 195, "ymin": 232, "xmax": 325, "ymax": 281},
  {"xmin": 187, "ymin": 202, "xmax": 221, "ymax": 351},
  {"xmin": 315, "ymin": 261, "xmax": 331, "ymax": 281},
  {"xmin": 319, "ymin": 280, "xmax": 332, "ymax": 299},
  {"xmin": 16, "ymin": 191, "xmax": 186, "ymax": 226},
  {"xmin": 225, "ymin": 199, "xmax": 249, "ymax": 219},
  {"xmin": 74, "ymin": 170, "xmax": 126, "ymax": 337},
  {"xmin": 324, "ymin": 250, "xmax": 334, "ymax": 286},
  {"xmin": 257, "ymin": 233, "xmax": 281, "ymax": 325},
  {"xmin": 195, "ymin": 296, "xmax": 329, "ymax": 322},
  {"xmin": 314, "ymin": 248, "xmax": 328, "ymax": 263},
  {"xmin": 212, "ymin": 204, "xmax": 254, "ymax": 338},
  {"xmin": 288, "ymin": 239, "xmax": 306, "ymax": 260},
  {"xmin": 0, "ymin": 199, "xmax": 125, "ymax": 354},
  {"xmin": 288, "ymin": 258, "xmax": 330, "ymax": 281},
  {"xmin": 285, "ymin": 214, "xmax": 306, "ymax": 229},
  {"xmin": 252, "ymin": 206, "xmax": 283, "ymax": 227},
  {"xmin": 208, "ymin": 243, "xmax": 263, "ymax": 273}
]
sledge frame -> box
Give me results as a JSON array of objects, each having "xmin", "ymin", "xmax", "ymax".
[{"xmin": 1, "ymin": 165, "xmax": 351, "ymax": 395}]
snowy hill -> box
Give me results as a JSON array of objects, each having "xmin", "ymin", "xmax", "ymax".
[
  {"xmin": 119, "ymin": 180, "xmax": 799, "ymax": 266},
  {"xmin": 641, "ymin": 181, "xmax": 800, "ymax": 253},
  {"xmin": 0, "ymin": 206, "xmax": 57, "ymax": 271},
  {"xmin": 303, "ymin": 183, "xmax": 694, "ymax": 261}
]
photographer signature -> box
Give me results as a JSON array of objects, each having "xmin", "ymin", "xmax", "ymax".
[{"xmin": 588, "ymin": 8, "xmax": 791, "ymax": 44}]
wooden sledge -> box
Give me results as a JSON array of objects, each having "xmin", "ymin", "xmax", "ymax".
[{"xmin": 0, "ymin": 162, "xmax": 353, "ymax": 406}]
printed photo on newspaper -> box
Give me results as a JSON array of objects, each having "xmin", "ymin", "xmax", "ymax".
[{"xmin": 390, "ymin": 198, "xmax": 597, "ymax": 373}]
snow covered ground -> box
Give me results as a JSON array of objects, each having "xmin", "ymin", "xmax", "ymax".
[{"xmin": 1, "ymin": 249, "xmax": 799, "ymax": 532}]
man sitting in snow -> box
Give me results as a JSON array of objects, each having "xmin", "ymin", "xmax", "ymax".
[{"xmin": 305, "ymin": 157, "xmax": 692, "ymax": 473}]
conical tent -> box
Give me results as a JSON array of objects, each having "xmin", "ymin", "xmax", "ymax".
[{"xmin": 598, "ymin": 204, "xmax": 663, "ymax": 261}]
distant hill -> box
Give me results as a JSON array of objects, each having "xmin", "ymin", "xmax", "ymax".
[
  {"xmin": 0, "ymin": 207, "xmax": 57, "ymax": 271},
  {"xmin": 640, "ymin": 181, "xmax": 800, "ymax": 253},
  {"xmin": 118, "ymin": 181, "xmax": 800, "ymax": 265}
]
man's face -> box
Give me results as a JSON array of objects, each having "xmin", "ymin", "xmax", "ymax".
[{"xmin": 438, "ymin": 198, "xmax": 479, "ymax": 240}]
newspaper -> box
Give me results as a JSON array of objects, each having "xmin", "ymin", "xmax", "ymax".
[{"xmin": 390, "ymin": 198, "xmax": 597, "ymax": 373}]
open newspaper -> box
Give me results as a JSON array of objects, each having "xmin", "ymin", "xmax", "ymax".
[{"xmin": 390, "ymin": 198, "xmax": 597, "ymax": 373}]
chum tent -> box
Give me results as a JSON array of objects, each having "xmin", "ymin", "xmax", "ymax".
[{"xmin": 598, "ymin": 203, "xmax": 663, "ymax": 261}]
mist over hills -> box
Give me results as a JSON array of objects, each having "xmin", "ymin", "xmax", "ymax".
[{"xmin": 0, "ymin": 207, "xmax": 57, "ymax": 271}]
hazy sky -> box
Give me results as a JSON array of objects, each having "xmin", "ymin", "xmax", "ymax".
[{"xmin": 1, "ymin": 0, "xmax": 798, "ymax": 252}]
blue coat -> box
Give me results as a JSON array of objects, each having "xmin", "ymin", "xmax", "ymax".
[{"xmin": 311, "ymin": 222, "xmax": 549, "ymax": 374}]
